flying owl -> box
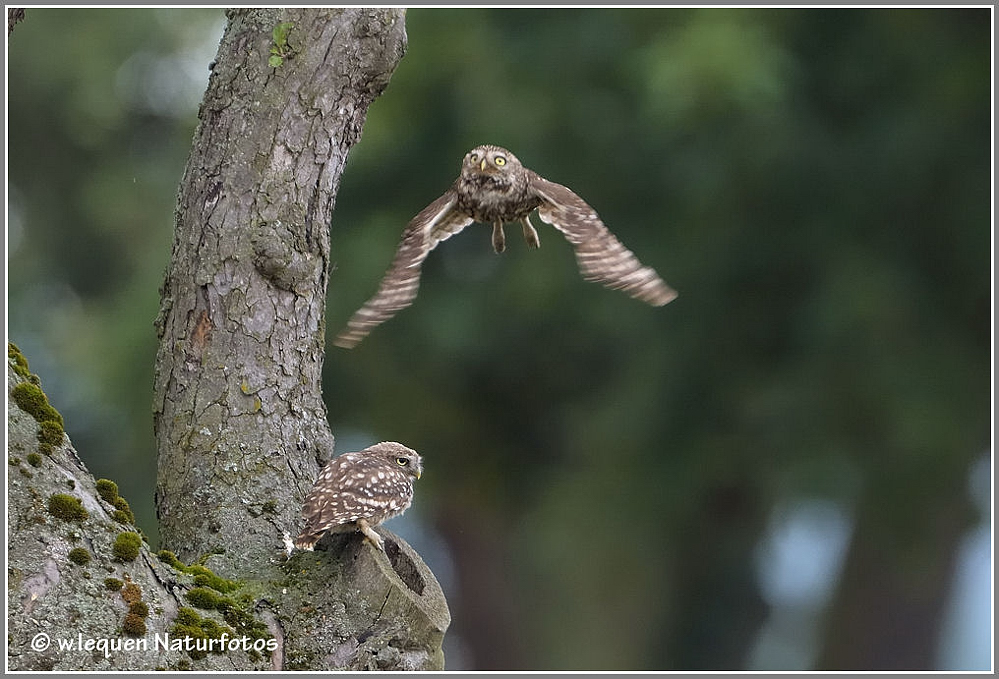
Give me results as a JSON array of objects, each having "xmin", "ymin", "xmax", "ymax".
[
  {"xmin": 333, "ymin": 144, "xmax": 678, "ymax": 348},
  {"xmin": 287, "ymin": 442, "xmax": 423, "ymax": 554}
]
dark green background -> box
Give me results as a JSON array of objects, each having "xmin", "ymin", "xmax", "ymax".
[{"xmin": 7, "ymin": 8, "xmax": 991, "ymax": 670}]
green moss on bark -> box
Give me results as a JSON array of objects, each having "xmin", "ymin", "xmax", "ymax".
[
  {"xmin": 47, "ymin": 494, "xmax": 89, "ymax": 522},
  {"xmin": 112, "ymin": 532, "xmax": 143, "ymax": 562},
  {"xmin": 68, "ymin": 547, "xmax": 92, "ymax": 565},
  {"xmin": 11, "ymin": 382, "xmax": 64, "ymax": 429}
]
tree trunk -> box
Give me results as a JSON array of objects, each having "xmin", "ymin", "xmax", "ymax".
[
  {"xmin": 815, "ymin": 475, "xmax": 974, "ymax": 670},
  {"xmin": 154, "ymin": 6, "xmax": 398, "ymax": 577},
  {"xmin": 9, "ymin": 8, "xmax": 451, "ymax": 671}
]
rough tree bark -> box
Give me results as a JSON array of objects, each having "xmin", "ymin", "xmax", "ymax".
[
  {"xmin": 8, "ymin": 8, "xmax": 450, "ymax": 671},
  {"xmin": 153, "ymin": 5, "xmax": 392, "ymax": 577}
]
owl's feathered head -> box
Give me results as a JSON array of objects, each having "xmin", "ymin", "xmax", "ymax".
[
  {"xmin": 366, "ymin": 441, "xmax": 423, "ymax": 480},
  {"xmin": 463, "ymin": 145, "xmax": 521, "ymax": 175}
]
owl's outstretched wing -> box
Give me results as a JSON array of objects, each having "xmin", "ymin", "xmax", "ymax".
[
  {"xmin": 529, "ymin": 172, "xmax": 678, "ymax": 307},
  {"xmin": 334, "ymin": 189, "xmax": 473, "ymax": 349}
]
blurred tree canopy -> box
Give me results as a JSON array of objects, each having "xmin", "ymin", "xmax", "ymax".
[{"xmin": 7, "ymin": 8, "xmax": 991, "ymax": 671}]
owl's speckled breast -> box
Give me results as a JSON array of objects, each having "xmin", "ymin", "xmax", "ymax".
[{"xmin": 456, "ymin": 173, "xmax": 540, "ymax": 223}]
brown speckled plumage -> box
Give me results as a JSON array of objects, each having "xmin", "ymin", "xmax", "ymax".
[
  {"xmin": 293, "ymin": 442, "xmax": 423, "ymax": 552},
  {"xmin": 334, "ymin": 145, "xmax": 677, "ymax": 349}
]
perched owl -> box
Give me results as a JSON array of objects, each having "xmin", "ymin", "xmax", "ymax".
[
  {"xmin": 333, "ymin": 144, "xmax": 678, "ymax": 348},
  {"xmin": 289, "ymin": 442, "xmax": 423, "ymax": 554}
]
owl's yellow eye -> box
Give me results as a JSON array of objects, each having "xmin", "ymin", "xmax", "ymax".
[
  {"xmin": 396, "ymin": 457, "xmax": 409, "ymax": 467},
  {"xmin": 469, "ymin": 153, "xmax": 479, "ymax": 163},
  {"xmin": 494, "ymin": 156, "xmax": 506, "ymax": 166}
]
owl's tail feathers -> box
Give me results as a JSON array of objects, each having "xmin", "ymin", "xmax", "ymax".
[{"xmin": 286, "ymin": 530, "xmax": 320, "ymax": 556}]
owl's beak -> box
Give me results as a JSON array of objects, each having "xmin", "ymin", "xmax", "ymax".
[
  {"xmin": 480, "ymin": 159, "xmax": 487, "ymax": 171},
  {"xmin": 416, "ymin": 468, "xmax": 422, "ymax": 480}
]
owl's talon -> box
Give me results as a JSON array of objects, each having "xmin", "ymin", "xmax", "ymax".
[
  {"xmin": 521, "ymin": 217, "xmax": 540, "ymax": 249},
  {"xmin": 492, "ymin": 223, "xmax": 506, "ymax": 254},
  {"xmin": 357, "ymin": 518, "xmax": 385, "ymax": 551}
]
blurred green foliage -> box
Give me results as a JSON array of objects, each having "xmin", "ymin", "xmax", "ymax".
[{"xmin": 7, "ymin": 8, "xmax": 990, "ymax": 671}]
